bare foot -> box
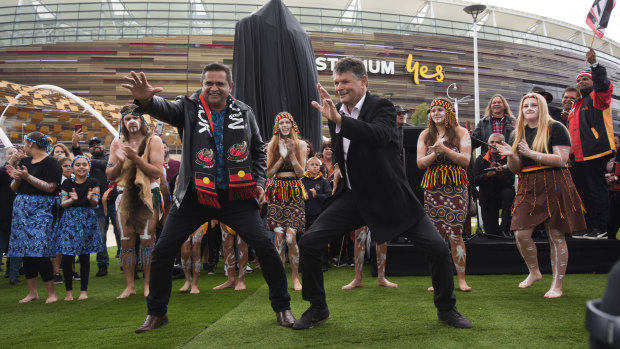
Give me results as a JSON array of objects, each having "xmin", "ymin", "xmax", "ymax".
[
  {"xmin": 544, "ymin": 288, "xmax": 563, "ymax": 298},
  {"xmin": 190, "ymin": 287, "xmax": 200, "ymax": 294},
  {"xmin": 19, "ymin": 294, "xmax": 39, "ymax": 303},
  {"xmin": 234, "ymin": 281, "xmax": 246, "ymax": 291},
  {"xmin": 518, "ymin": 272, "xmax": 542, "ymax": 289},
  {"xmin": 64, "ymin": 292, "xmax": 74, "ymax": 301},
  {"xmin": 45, "ymin": 294, "xmax": 58, "ymax": 304},
  {"xmin": 78, "ymin": 292, "xmax": 88, "ymax": 300},
  {"xmin": 179, "ymin": 281, "xmax": 191, "ymax": 293},
  {"xmin": 377, "ymin": 278, "xmax": 398, "ymax": 288},
  {"xmin": 427, "ymin": 286, "xmax": 434, "ymax": 292},
  {"xmin": 293, "ymin": 278, "xmax": 302, "ymax": 291},
  {"xmin": 116, "ymin": 287, "xmax": 136, "ymax": 299},
  {"xmin": 342, "ymin": 279, "xmax": 363, "ymax": 290},
  {"xmin": 213, "ymin": 280, "xmax": 235, "ymax": 290},
  {"xmin": 458, "ymin": 279, "xmax": 472, "ymax": 292}
]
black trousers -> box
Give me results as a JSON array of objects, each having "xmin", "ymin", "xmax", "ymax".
[
  {"xmin": 298, "ymin": 188, "xmax": 457, "ymax": 312},
  {"xmin": 62, "ymin": 254, "xmax": 90, "ymax": 291},
  {"xmin": 571, "ymin": 157, "xmax": 610, "ymax": 232},
  {"xmin": 480, "ymin": 187, "xmax": 514, "ymax": 236},
  {"xmin": 23, "ymin": 257, "xmax": 53, "ymax": 282},
  {"xmin": 147, "ymin": 187, "xmax": 291, "ymax": 317}
]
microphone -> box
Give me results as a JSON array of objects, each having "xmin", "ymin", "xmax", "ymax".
[{"xmin": 483, "ymin": 165, "xmax": 508, "ymax": 172}]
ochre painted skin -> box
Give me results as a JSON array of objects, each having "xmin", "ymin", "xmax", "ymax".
[
  {"xmin": 274, "ymin": 226, "xmax": 302, "ymax": 291},
  {"xmin": 115, "ymin": 194, "xmax": 158, "ymax": 299},
  {"xmin": 213, "ymin": 223, "xmax": 248, "ymax": 291},
  {"xmin": 514, "ymin": 228, "xmax": 543, "ymax": 290},
  {"xmin": 428, "ymin": 230, "xmax": 471, "ymax": 293},
  {"xmin": 342, "ymin": 227, "xmax": 398, "ymax": 290},
  {"xmin": 180, "ymin": 227, "xmax": 203, "ymax": 294}
]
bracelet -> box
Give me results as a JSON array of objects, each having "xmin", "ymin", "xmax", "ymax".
[
  {"xmin": 291, "ymin": 160, "xmax": 297, "ymax": 166},
  {"xmin": 92, "ymin": 193, "xmax": 101, "ymax": 198}
]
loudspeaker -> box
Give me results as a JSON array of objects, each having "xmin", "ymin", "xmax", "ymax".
[{"xmin": 401, "ymin": 126, "xmax": 426, "ymax": 204}]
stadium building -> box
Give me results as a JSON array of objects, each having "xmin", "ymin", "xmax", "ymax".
[{"xmin": 1, "ymin": 0, "xmax": 619, "ymax": 146}]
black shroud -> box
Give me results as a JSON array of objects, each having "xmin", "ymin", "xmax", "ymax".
[{"xmin": 232, "ymin": 0, "xmax": 322, "ymax": 151}]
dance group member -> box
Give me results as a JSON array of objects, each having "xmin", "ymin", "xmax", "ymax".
[
  {"xmin": 122, "ymin": 63, "xmax": 294, "ymax": 333},
  {"xmin": 107, "ymin": 104, "xmax": 165, "ymax": 299},
  {"xmin": 6, "ymin": 132, "xmax": 61, "ymax": 304},
  {"xmin": 57, "ymin": 155, "xmax": 103, "ymax": 300},
  {"xmin": 266, "ymin": 111, "xmax": 307, "ymax": 291},
  {"xmin": 341, "ymin": 226, "xmax": 398, "ymax": 290},
  {"xmin": 417, "ymin": 98, "xmax": 472, "ymax": 292},
  {"xmin": 213, "ymin": 222, "xmax": 249, "ymax": 291},
  {"xmin": 496, "ymin": 93, "xmax": 586, "ymax": 298}
]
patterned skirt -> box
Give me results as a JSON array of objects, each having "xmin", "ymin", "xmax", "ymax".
[
  {"xmin": 8, "ymin": 194, "xmax": 58, "ymax": 258},
  {"xmin": 267, "ymin": 196, "xmax": 306, "ymax": 234},
  {"xmin": 424, "ymin": 184, "xmax": 468, "ymax": 236},
  {"xmin": 57, "ymin": 206, "xmax": 103, "ymax": 255},
  {"xmin": 511, "ymin": 168, "xmax": 586, "ymax": 233}
]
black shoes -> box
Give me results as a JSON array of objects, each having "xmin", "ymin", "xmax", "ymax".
[
  {"xmin": 292, "ymin": 306, "xmax": 330, "ymax": 330},
  {"xmin": 53, "ymin": 273, "xmax": 63, "ymax": 284},
  {"xmin": 73, "ymin": 272, "xmax": 81, "ymax": 281},
  {"xmin": 96, "ymin": 265, "xmax": 108, "ymax": 277},
  {"xmin": 275, "ymin": 309, "xmax": 296, "ymax": 328},
  {"xmin": 9, "ymin": 278, "xmax": 22, "ymax": 285},
  {"xmin": 135, "ymin": 314, "xmax": 169, "ymax": 334},
  {"xmin": 437, "ymin": 308, "xmax": 473, "ymax": 329}
]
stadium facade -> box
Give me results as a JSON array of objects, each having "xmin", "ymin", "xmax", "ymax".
[{"xmin": 1, "ymin": 0, "xmax": 619, "ymax": 145}]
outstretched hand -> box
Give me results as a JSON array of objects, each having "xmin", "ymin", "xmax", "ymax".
[
  {"xmin": 311, "ymin": 83, "xmax": 342, "ymax": 125},
  {"xmin": 121, "ymin": 71, "xmax": 163, "ymax": 107}
]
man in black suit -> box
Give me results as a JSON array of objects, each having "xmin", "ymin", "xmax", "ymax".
[{"xmin": 293, "ymin": 57, "xmax": 472, "ymax": 330}]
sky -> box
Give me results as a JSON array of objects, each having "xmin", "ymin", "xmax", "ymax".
[{"xmin": 475, "ymin": 0, "xmax": 620, "ymax": 44}]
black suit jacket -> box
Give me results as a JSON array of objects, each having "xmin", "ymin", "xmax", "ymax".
[{"xmin": 327, "ymin": 92, "xmax": 425, "ymax": 243}]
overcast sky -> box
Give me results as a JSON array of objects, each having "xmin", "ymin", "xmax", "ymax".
[{"xmin": 476, "ymin": 0, "xmax": 619, "ymax": 44}]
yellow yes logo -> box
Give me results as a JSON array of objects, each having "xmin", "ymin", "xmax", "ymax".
[{"xmin": 406, "ymin": 54, "xmax": 444, "ymax": 85}]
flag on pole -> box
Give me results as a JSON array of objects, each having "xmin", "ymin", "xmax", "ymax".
[{"xmin": 586, "ymin": 0, "xmax": 616, "ymax": 38}]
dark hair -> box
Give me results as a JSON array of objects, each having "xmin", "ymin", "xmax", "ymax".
[
  {"xmin": 201, "ymin": 63, "xmax": 232, "ymax": 84},
  {"xmin": 58, "ymin": 157, "xmax": 71, "ymax": 166},
  {"xmin": 321, "ymin": 139, "xmax": 332, "ymax": 152},
  {"xmin": 25, "ymin": 131, "xmax": 53, "ymax": 150},
  {"xmin": 333, "ymin": 57, "xmax": 366, "ymax": 80},
  {"xmin": 562, "ymin": 86, "xmax": 579, "ymax": 98}
]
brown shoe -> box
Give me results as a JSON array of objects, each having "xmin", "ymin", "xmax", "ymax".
[
  {"xmin": 135, "ymin": 314, "xmax": 169, "ymax": 333},
  {"xmin": 275, "ymin": 309, "xmax": 296, "ymax": 328}
]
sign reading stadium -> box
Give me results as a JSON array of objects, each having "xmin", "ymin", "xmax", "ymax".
[{"xmin": 315, "ymin": 55, "xmax": 444, "ymax": 85}]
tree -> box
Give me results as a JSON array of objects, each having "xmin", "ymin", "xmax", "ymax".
[{"xmin": 410, "ymin": 102, "xmax": 429, "ymax": 126}]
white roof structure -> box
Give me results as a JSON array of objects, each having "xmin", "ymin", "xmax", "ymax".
[{"xmin": 1, "ymin": 0, "xmax": 617, "ymax": 64}]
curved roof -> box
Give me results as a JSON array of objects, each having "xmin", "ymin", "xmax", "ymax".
[{"xmin": 2, "ymin": 0, "xmax": 617, "ymax": 60}]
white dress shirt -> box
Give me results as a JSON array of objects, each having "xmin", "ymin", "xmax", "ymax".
[{"xmin": 336, "ymin": 93, "xmax": 366, "ymax": 189}]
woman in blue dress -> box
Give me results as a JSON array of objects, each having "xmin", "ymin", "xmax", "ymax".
[
  {"xmin": 6, "ymin": 132, "xmax": 61, "ymax": 304},
  {"xmin": 58, "ymin": 155, "xmax": 103, "ymax": 300}
]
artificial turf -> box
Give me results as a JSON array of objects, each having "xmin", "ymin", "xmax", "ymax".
[{"xmin": 0, "ymin": 247, "xmax": 609, "ymax": 348}]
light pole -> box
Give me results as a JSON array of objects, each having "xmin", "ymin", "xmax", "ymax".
[
  {"xmin": 463, "ymin": 5, "xmax": 486, "ymax": 130},
  {"xmin": 446, "ymin": 83, "xmax": 472, "ymax": 122}
]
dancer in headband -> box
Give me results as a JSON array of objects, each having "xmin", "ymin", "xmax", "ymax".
[
  {"xmin": 417, "ymin": 98, "xmax": 473, "ymax": 292},
  {"xmin": 106, "ymin": 103, "xmax": 165, "ymax": 300},
  {"xmin": 6, "ymin": 132, "xmax": 61, "ymax": 304},
  {"xmin": 266, "ymin": 111, "xmax": 307, "ymax": 291}
]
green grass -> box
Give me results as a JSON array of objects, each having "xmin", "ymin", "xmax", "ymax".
[{"xmin": 0, "ymin": 247, "xmax": 608, "ymax": 348}]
